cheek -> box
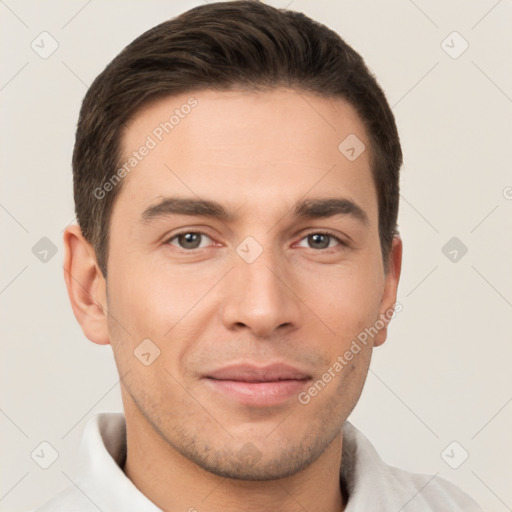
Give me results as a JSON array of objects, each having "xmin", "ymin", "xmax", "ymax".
[
  {"xmin": 109, "ymin": 259, "xmax": 208, "ymax": 334},
  {"xmin": 305, "ymin": 258, "xmax": 384, "ymax": 337}
]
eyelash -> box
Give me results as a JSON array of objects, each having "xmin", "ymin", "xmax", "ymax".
[{"xmin": 165, "ymin": 230, "xmax": 347, "ymax": 252}]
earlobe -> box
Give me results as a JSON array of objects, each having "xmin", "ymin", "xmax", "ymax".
[
  {"xmin": 373, "ymin": 235, "xmax": 403, "ymax": 347},
  {"xmin": 63, "ymin": 224, "xmax": 110, "ymax": 345}
]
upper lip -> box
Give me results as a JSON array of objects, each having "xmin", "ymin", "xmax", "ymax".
[{"xmin": 204, "ymin": 363, "xmax": 312, "ymax": 382}]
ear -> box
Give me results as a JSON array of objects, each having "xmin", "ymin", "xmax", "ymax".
[
  {"xmin": 373, "ymin": 235, "xmax": 402, "ymax": 347},
  {"xmin": 63, "ymin": 224, "xmax": 110, "ymax": 345}
]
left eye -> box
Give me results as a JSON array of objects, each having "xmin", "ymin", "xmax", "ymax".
[{"xmin": 297, "ymin": 233, "xmax": 343, "ymax": 250}]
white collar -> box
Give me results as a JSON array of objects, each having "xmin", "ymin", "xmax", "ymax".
[{"xmin": 41, "ymin": 412, "xmax": 481, "ymax": 511}]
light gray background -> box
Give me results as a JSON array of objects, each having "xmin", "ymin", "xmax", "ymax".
[{"xmin": 1, "ymin": 1, "xmax": 511, "ymax": 510}]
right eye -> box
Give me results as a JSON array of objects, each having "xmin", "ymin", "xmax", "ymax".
[{"xmin": 165, "ymin": 231, "xmax": 214, "ymax": 250}]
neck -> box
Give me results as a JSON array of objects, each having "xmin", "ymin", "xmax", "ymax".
[{"xmin": 122, "ymin": 400, "xmax": 347, "ymax": 512}]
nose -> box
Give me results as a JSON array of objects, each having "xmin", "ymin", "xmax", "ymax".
[{"xmin": 220, "ymin": 243, "xmax": 302, "ymax": 338}]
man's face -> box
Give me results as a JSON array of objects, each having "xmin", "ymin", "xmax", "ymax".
[{"xmin": 104, "ymin": 88, "xmax": 400, "ymax": 479}]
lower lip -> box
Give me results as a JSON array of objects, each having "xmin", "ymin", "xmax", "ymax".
[{"xmin": 204, "ymin": 378, "xmax": 311, "ymax": 407}]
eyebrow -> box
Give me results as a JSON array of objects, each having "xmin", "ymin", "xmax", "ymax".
[{"xmin": 140, "ymin": 196, "xmax": 368, "ymax": 225}]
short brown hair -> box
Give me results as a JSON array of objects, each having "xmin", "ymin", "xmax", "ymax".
[{"xmin": 73, "ymin": 0, "xmax": 402, "ymax": 277}]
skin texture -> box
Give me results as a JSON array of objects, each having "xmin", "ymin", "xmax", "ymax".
[{"xmin": 64, "ymin": 88, "xmax": 402, "ymax": 512}]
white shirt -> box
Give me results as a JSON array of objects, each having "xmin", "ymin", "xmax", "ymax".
[{"xmin": 32, "ymin": 412, "xmax": 483, "ymax": 511}]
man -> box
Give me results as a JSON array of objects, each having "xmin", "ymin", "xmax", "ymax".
[{"xmin": 34, "ymin": 1, "xmax": 482, "ymax": 510}]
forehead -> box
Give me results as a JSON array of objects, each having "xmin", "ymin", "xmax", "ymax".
[{"xmin": 114, "ymin": 88, "xmax": 376, "ymax": 224}]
